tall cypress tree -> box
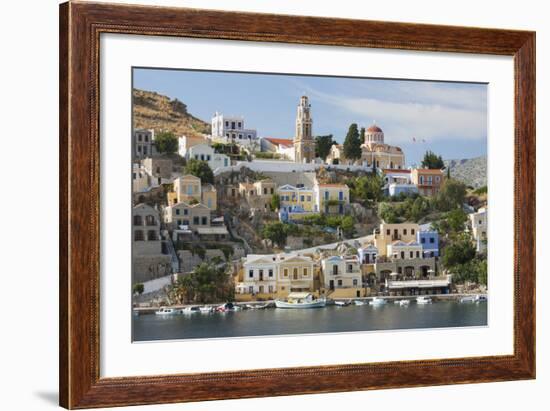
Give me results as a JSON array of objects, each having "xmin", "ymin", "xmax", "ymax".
[{"xmin": 343, "ymin": 123, "xmax": 362, "ymax": 161}]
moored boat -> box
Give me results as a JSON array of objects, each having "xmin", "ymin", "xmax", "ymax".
[
  {"xmin": 353, "ymin": 300, "xmax": 366, "ymax": 306},
  {"xmin": 246, "ymin": 303, "xmax": 269, "ymax": 310},
  {"xmin": 416, "ymin": 296, "xmax": 432, "ymax": 304},
  {"xmin": 475, "ymin": 294, "xmax": 488, "ymax": 302},
  {"xmin": 398, "ymin": 299, "xmax": 410, "ymax": 306},
  {"xmin": 180, "ymin": 306, "xmax": 199, "ymax": 314},
  {"xmin": 460, "ymin": 295, "xmax": 476, "ymax": 303},
  {"xmin": 369, "ymin": 297, "xmax": 387, "ymax": 306},
  {"xmin": 275, "ymin": 292, "xmax": 326, "ymax": 309},
  {"xmin": 199, "ymin": 306, "xmax": 213, "ymax": 313},
  {"xmin": 155, "ymin": 307, "xmax": 178, "ymax": 316},
  {"xmin": 334, "ymin": 300, "xmax": 350, "ymax": 307}
]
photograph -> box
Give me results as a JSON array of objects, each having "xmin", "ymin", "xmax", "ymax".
[{"xmin": 131, "ymin": 68, "xmax": 489, "ymax": 341}]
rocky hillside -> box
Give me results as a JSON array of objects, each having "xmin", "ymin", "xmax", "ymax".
[
  {"xmin": 444, "ymin": 156, "xmax": 487, "ymax": 189},
  {"xmin": 133, "ymin": 89, "xmax": 210, "ymax": 137}
]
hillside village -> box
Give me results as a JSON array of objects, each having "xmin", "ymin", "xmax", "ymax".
[{"xmin": 132, "ymin": 89, "xmax": 488, "ymax": 306}]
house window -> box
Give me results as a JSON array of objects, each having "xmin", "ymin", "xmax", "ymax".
[
  {"xmin": 337, "ymin": 280, "xmax": 343, "ymax": 286},
  {"xmin": 300, "ymin": 195, "xmax": 305, "ymax": 202},
  {"xmin": 403, "ymin": 229, "xmax": 407, "ymax": 235},
  {"xmin": 283, "ymin": 269, "xmax": 288, "ymax": 277},
  {"xmin": 307, "ymin": 195, "xmax": 311, "ymax": 201},
  {"xmin": 134, "ymin": 230, "xmax": 144, "ymax": 241},
  {"xmin": 248, "ymin": 286, "xmax": 253, "ymax": 294},
  {"xmin": 333, "ymin": 265, "xmax": 338, "ymax": 275},
  {"xmin": 416, "ymin": 251, "xmax": 420, "ymax": 258},
  {"xmin": 400, "ymin": 251, "xmax": 405, "ymax": 259},
  {"xmin": 133, "ymin": 215, "xmax": 143, "ymax": 225},
  {"xmin": 411, "ymin": 229, "xmax": 415, "ymax": 235},
  {"xmin": 202, "ymin": 217, "xmax": 208, "ymax": 225},
  {"xmin": 268, "ymin": 269, "xmax": 273, "ymax": 277},
  {"xmin": 249, "ymin": 270, "xmax": 253, "ymax": 278},
  {"xmin": 386, "ymin": 229, "xmax": 391, "ymax": 235},
  {"xmin": 430, "ymin": 237, "xmax": 435, "ymax": 243},
  {"xmin": 347, "ymin": 264, "xmax": 353, "ymax": 273},
  {"xmin": 264, "ymin": 188, "xmax": 268, "ymax": 195},
  {"xmin": 409, "ymin": 251, "xmax": 413, "ymax": 258},
  {"xmin": 238, "ymin": 122, "xmax": 242, "ymax": 128},
  {"xmin": 339, "ymin": 191, "xmax": 343, "ymax": 200},
  {"xmin": 271, "ymin": 188, "xmax": 274, "ymax": 194},
  {"xmin": 187, "ymin": 185, "xmax": 193, "ymax": 195},
  {"xmin": 193, "ymin": 217, "xmax": 200, "ymax": 225},
  {"xmin": 175, "ymin": 209, "xmax": 180, "ymax": 215},
  {"xmin": 183, "ymin": 209, "xmax": 188, "ymax": 216},
  {"xmin": 324, "ymin": 191, "xmax": 329, "ymax": 200},
  {"xmin": 145, "ymin": 215, "xmax": 156, "ymax": 226},
  {"xmin": 303, "ymin": 268, "xmax": 308, "ymax": 277},
  {"xmin": 147, "ymin": 230, "xmax": 157, "ymax": 241},
  {"xmin": 353, "ymin": 279, "xmax": 358, "ymax": 286},
  {"xmin": 421, "ymin": 238, "xmax": 426, "ymax": 243}
]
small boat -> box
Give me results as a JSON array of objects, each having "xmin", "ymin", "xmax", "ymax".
[
  {"xmin": 460, "ymin": 295, "xmax": 476, "ymax": 303},
  {"xmin": 180, "ymin": 306, "xmax": 199, "ymax": 314},
  {"xmin": 216, "ymin": 302, "xmax": 235, "ymax": 312},
  {"xmin": 398, "ymin": 299, "xmax": 410, "ymax": 306},
  {"xmin": 416, "ymin": 296, "xmax": 432, "ymax": 304},
  {"xmin": 475, "ymin": 294, "xmax": 488, "ymax": 302},
  {"xmin": 334, "ymin": 300, "xmax": 350, "ymax": 307},
  {"xmin": 353, "ymin": 300, "xmax": 366, "ymax": 306},
  {"xmin": 246, "ymin": 303, "xmax": 269, "ymax": 310},
  {"xmin": 369, "ymin": 297, "xmax": 387, "ymax": 306},
  {"xmin": 155, "ymin": 307, "xmax": 178, "ymax": 316},
  {"xmin": 232, "ymin": 305, "xmax": 243, "ymax": 311},
  {"xmin": 199, "ymin": 306, "xmax": 213, "ymax": 313},
  {"xmin": 275, "ymin": 293, "xmax": 326, "ymax": 309}
]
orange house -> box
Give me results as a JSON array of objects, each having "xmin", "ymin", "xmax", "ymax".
[{"xmin": 411, "ymin": 169, "xmax": 445, "ymax": 196}]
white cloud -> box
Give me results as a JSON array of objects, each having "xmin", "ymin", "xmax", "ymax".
[{"xmin": 294, "ymin": 79, "xmax": 487, "ymax": 144}]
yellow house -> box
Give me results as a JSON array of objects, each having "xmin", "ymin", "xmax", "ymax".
[
  {"xmin": 374, "ymin": 223, "xmax": 420, "ymax": 257},
  {"xmin": 313, "ymin": 183, "xmax": 350, "ymax": 214},
  {"xmin": 276, "ymin": 184, "xmax": 315, "ymax": 212},
  {"xmin": 172, "ymin": 175, "xmax": 217, "ymax": 210},
  {"xmin": 277, "ymin": 255, "xmax": 315, "ymax": 296}
]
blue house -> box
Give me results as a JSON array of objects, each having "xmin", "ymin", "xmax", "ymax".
[{"xmin": 416, "ymin": 227, "xmax": 439, "ymax": 257}]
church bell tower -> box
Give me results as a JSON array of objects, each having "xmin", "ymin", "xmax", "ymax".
[{"xmin": 294, "ymin": 95, "xmax": 314, "ymax": 163}]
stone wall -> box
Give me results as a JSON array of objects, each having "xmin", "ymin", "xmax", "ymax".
[{"xmin": 133, "ymin": 254, "xmax": 172, "ymax": 283}]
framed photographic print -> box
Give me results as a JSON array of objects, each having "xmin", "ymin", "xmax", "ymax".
[{"xmin": 59, "ymin": 1, "xmax": 535, "ymax": 409}]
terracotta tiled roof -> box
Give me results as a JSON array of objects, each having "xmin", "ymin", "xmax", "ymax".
[
  {"xmin": 367, "ymin": 125, "xmax": 383, "ymax": 133},
  {"xmin": 264, "ymin": 137, "xmax": 294, "ymax": 147}
]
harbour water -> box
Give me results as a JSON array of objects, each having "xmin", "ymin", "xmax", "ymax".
[{"xmin": 133, "ymin": 300, "xmax": 487, "ymax": 341}]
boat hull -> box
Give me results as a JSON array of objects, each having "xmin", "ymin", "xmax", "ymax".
[{"xmin": 275, "ymin": 299, "xmax": 326, "ymax": 309}]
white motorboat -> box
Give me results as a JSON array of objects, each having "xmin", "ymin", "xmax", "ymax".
[
  {"xmin": 416, "ymin": 296, "xmax": 432, "ymax": 304},
  {"xmin": 155, "ymin": 307, "xmax": 178, "ymax": 316},
  {"xmin": 275, "ymin": 293, "xmax": 326, "ymax": 309},
  {"xmin": 460, "ymin": 295, "xmax": 476, "ymax": 303},
  {"xmin": 398, "ymin": 299, "xmax": 410, "ymax": 306},
  {"xmin": 475, "ymin": 294, "xmax": 488, "ymax": 302},
  {"xmin": 246, "ymin": 303, "xmax": 269, "ymax": 310},
  {"xmin": 199, "ymin": 306, "xmax": 213, "ymax": 313},
  {"xmin": 353, "ymin": 300, "xmax": 366, "ymax": 306},
  {"xmin": 334, "ymin": 300, "xmax": 350, "ymax": 307},
  {"xmin": 369, "ymin": 297, "xmax": 387, "ymax": 306},
  {"xmin": 181, "ymin": 306, "xmax": 199, "ymax": 314}
]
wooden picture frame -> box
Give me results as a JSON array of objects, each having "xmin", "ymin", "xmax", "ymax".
[{"xmin": 59, "ymin": 1, "xmax": 535, "ymax": 408}]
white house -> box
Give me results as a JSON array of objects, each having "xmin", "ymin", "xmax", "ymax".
[
  {"xmin": 321, "ymin": 255, "xmax": 362, "ymax": 291},
  {"xmin": 211, "ymin": 112, "xmax": 258, "ymax": 149},
  {"xmin": 238, "ymin": 255, "xmax": 279, "ymax": 295},
  {"xmin": 187, "ymin": 144, "xmax": 230, "ymax": 171},
  {"xmin": 469, "ymin": 207, "xmax": 487, "ymax": 252}
]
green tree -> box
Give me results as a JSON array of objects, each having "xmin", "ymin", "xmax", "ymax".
[
  {"xmin": 409, "ymin": 196, "xmax": 429, "ymax": 222},
  {"xmin": 379, "ymin": 203, "xmax": 398, "ymax": 223},
  {"xmin": 436, "ymin": 179, "xmax": 467, "ymax": 211},
  {"xmin": 351, "ymin": 174, "xmax": 384, "ymax": 204},
  {"xmin": 314, "ymin": 134, "xmax": 336, "ymax": 160},
  {"xmin": 172, "ymin": 262, "xmax": 234, "ymax": 304},
  {"xmin": 262, "ymin": 222, "xmax": 290, "ymax": 247},
  {"xmin": 270, "ymin": 194, "xmax": 280, "ymax": 211},
  {"xmin": 340, "ymin": 215, "xmax": 355, "ymax": 237},
  {"xmin": 185, "ymin": 158, "xmax": 214, "ymax": 184},
  {"xmin": 343, "ymin": 123, "xmax": 362, "ymax": 160},
  {"xmin": 154, "ymin": 131, "xmax": 178, "ymax": 154},
  {"xmin": 442, "ymin": 235, "xmax": 476, "ymax": 268},
  {"xmin": 421, "ymin": 150, "xmax": 445, "ymax": 169},
  {"xmin": 132, "ymin": 283, "xmax": 144, "ymax": 295},
  {"xmin": 359, "ymin": 127, "xmax": 366, "ymax": 143}
]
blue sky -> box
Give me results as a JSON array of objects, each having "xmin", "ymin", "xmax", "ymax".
[{"xmin": 133, "ymin": 68, "xmax": 487, "ymax": 166}]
